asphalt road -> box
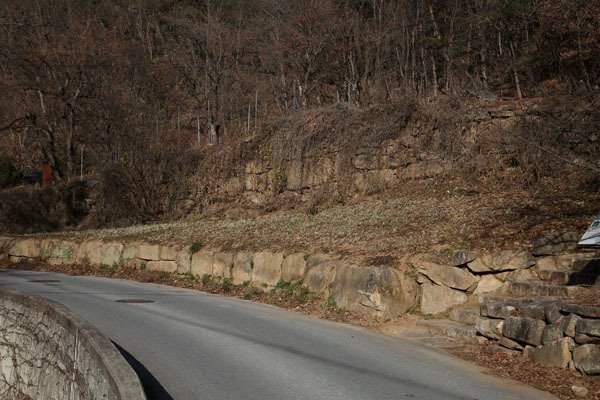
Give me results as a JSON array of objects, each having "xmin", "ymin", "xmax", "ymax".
[{"xmin": 0, "ymin": 269, "xmax": 557, "ymax": 400}]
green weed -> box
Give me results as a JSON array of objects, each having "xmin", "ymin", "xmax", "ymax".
[
  {"xmin": 275, "ymin": 279, "xmax": 312, "ymax": 304},
  {"xmin": 221, "ymin": 277, "xmax": 233, "ymax": 291},
  {"xmin": 201, "ymin": 274, "xmax": 212, "ymax": 285},
  {"xmin": 179, "ymin": 272, "xmax": 197, "ymax": 283},
  {"xmin": 189, "ymin": 241, "xmax": 203, "ymax": 255},
  {"xmin": 325, "ymin": 295, "xmax": 337, "ymax": 308},
  {"xmin": 101, "ymin": 262, "xmax": 119, "ymax": 275}
]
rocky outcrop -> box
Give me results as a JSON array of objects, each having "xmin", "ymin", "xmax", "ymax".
[
  {"xmin": 476, "ymin": 317, "xmax": 504, "ymax": 340},
  {"xmin": 503, "ymin": 317, "xmax": 546, "ymax": 346},
  {"xmin": 420, "ymin": 284, "xmax": 468, "ymax": 315},
  {"xmin": 415, "ymin": 248, "xmax": 539, "ymax": 316},
  {"xmin": 465, "ymin": 250, "xmax": 534, "ymax": 273},
  {"xmin": 417, "ymin": 261, "xmax": 478, "ymax": 291},
  {"xmin": 573, "ymin": 345, "xmax": 600, "ymax": 375},
  {"xmin": 333, "ymin": 265, "xmax": 418, "ymax": 318}
]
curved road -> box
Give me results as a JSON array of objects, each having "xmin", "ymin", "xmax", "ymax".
[{"xmin": 0, "ymin": 269, "xmax": 556, "ymax": 400}]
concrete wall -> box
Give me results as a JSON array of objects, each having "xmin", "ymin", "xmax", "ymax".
[{"xmin": 0, "ymin": 288, "xmax": 146, "ymax": 400}]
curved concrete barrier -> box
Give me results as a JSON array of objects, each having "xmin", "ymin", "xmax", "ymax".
[{"xmin": 0, "ymin": 288, "xmax": 146, "ymax": 400}]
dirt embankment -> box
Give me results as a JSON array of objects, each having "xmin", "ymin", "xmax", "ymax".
[{"xmin": 3, "ymin": 94, "xmax": 600, "ymax": 239}]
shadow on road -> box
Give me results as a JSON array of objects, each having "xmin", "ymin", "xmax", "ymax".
[{"xmin": 112, "ymin": 341, "xmax": 174, "ymax": 400}]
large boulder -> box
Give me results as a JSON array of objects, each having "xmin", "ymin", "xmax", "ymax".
[
  {"xmin": 0, "ymin": 237, "xmax": 11, "ymax": 261},
  {"xmin": 503, "ymin": 316, "xmax": 546, "ymax": 346},
  {"xmin": 520, "ymin": 301, "xmax": 550, "ymax": 320},
  {"xmin": 334, "ymin": 266, "xmax": 417, "ymax": 318},
  {"xmin": 420, "ymin": 284, "xmax": 467, "ymax": 315},
  {"xmin": 573, "ymin": 345, "xmax": 600, "ymax": 375},
  {"xmin": 252, "ymin": 252, "xmax": 284, "ymax": 286},
  {"xmin": 122, "ymin": 243, "xmax": 140, "ymax": 260},
  {"xmin": 449, "ymin": 307, "xmax": 480, "ymax": 325},
  {"xmin": 575, "ymin": 334, "xmax": 600, "ymax": 345},
  {"xmin": 160, "ymin": 246, "xmax": 178, "ymax": 261},
  {"xmin": 191, "ymin": 251, "xmax": 214, "ymax": 276},
  {"xmin": 76, "ymin": 241, "xmax": 123, "ymax": 266},
  {"xmin": 467, "ymin": 250, "xmax": 533, "ymax": 273},
  {"xmin": 476, "ymin": 317, "xmax": 504, "ymax": 340},
  {"xmin": 562, "ymin": 304, "xmax": 600, "ymax": 319},
  {"xmin": 473, "ymin": 275, "xmax": 503, "ymax": 295},
  {"xmin": 504, "ymin": 269, "xmax": 538, "ymax": 282},
  {"xmin": 147, "ymin": 261, "xmax": 178, "ymax": 273},
  {"xmin": 232, "ymin": 252, "xmax": 254, "ymax": 285},
  {"xmin": 535, "ymin": 253, "xmax": 593, "ymax": 271},
  {"xmin": 177, "ymin": 246, "xmax": 193, "ymax": 273},
  {"xmin": 417, "ymin": 261, "xmax": 478, "ymax": 291},
  {"xmin": 40, "ymin": 239, "xmax": 77, "ymax": 264},
  {"xmin": 138, "ymin": 244, "xmax": 161, "ymax": 261},
  {"xmin": 303, "ymin": 255, "xmax": 337, "ymax": 293},
  {"xmin": 576, "ymin": 319, "xmax": 600, "ymax": 337},
  {"xmin": 212, "ymin": 252, "xmax": 234, "ymax": 278},
  {"xmin": 98, "ymin": 242, "xmax": 123, "ymax": 266},
  {"xmin": 499, "ymin": 337, "xmax": 523, "ymax": 351},
  {"xmin": 281, "ymin": 253, "xmax": 307, "ymax": 283},
  {"xmin": 451, "ymin": 250, "xmax": 478, "ymax": 266},
  {"xmin": 480, "ymin": 301, "xmax": 518, "ymax": 319},
  {"xmin": 527, "ymin": 338, "xmax": 573, "ymax": 369},
  {"xmin": 40, "ymin": 239, "xmax": 58, "ymax": 259},
  {"xmin": 542, "ymin": 324, "xmax": 564, "ymax": 345},
  {"xmin": 8, "ymin": 239, "xmax": 40, "ymax": 258},
  {"xmin": 563, "ymin": 314, "xmax": 581, "ymax": 337}
]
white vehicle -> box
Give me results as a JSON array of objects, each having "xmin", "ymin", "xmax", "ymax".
[{"xmin": 578, "ymin": 214, "xmax": 600, "ymax": 248}]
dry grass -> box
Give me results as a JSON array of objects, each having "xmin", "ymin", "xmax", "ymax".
[{"xmin": 37, "ymin": 175, "xmax": 599, "ymax": 266}]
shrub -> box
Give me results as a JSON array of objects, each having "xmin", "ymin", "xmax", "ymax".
[{"xmin": 0, "ymin": 186, "xmax": 62, "ymax": 233}]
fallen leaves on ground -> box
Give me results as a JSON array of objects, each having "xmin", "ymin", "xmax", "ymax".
[{"xmin": 449, "ymin": 342, "xmax": 600, "ymax": 400}]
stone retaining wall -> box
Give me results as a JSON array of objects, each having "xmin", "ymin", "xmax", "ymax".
[
  {"xmin": 476, "ymin": 298, "xmax": 600, "ymax": 375},
  {"xmin": 0, "ymin": 288, "xmax": 146, "ymax": 400},
  {"xmin": 0, "ymin": 234, "xmax": 597, "ymax": 321},
  {"xmin": 0, "ymin": 237, "xmax": 420, "ymax": 319},
  {"xmin": 1, "ymin": 233, "xmax": 599, "ymax": 377},
  {"xmin": 413, "ymin": 232, "xmax": 598, "ymax": 316}
]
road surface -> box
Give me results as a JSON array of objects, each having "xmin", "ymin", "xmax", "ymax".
[{"xmin": 0, "ymin": 268, "xmax": 557, "ymax": 400}]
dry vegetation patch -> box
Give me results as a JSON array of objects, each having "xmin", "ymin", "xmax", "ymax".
[
  {"xmin": 449, "ymin": 342, "xmax": 600, "ymax": 400},
  {"xmin": 43, "ymin": 176, "xmax": 600, "ymax": 266}
]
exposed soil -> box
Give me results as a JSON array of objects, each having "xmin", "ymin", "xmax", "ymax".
[{"xmin": 7, "ymin": 259, "xmax": 599, "ymax": 400}]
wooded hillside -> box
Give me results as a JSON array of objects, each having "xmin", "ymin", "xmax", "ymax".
[{"xmin": 1, "ymin": 0, "xmax": 599, "ymax": 231}]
